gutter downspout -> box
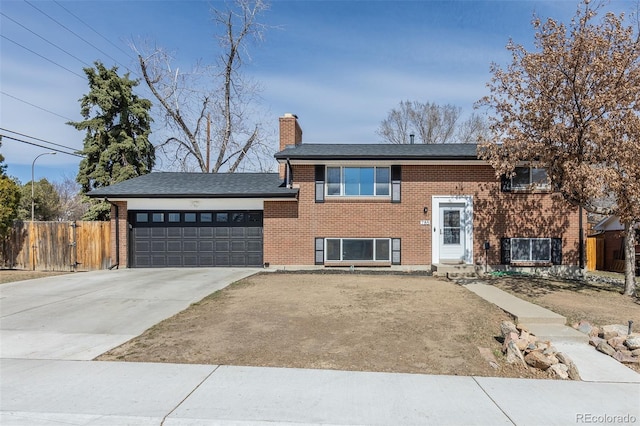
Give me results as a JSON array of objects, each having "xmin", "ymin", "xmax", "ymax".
[{"xmin": 105, "ymin": 198, "xmax": 119, "ymax": 269}]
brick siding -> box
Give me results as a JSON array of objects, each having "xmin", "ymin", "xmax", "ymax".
[{"xmin": 263, "ymin": 164, "xmax": 583, "ymax": 267}]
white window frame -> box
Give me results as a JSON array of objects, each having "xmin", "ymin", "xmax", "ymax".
[
  {"xmin": 325, "ymin": 238, "xmax": 391, "ymax": 262},
  {"xmin": 326, "ymin": 166, "xmax": 391, "ymax": 197},
  {"xmin": 511, "ymin": 166, "xmax": 549, "ymax": 190},
  {"xmin": 511, "ymin": 238, "xmax": 552, "ymax": 263}
]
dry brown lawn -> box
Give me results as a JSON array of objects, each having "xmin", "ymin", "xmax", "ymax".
[
  {"xmin": 0, "ymin": 269, "xmax": 70, "ymax": 284},
  {"xmin": 99, "ymin": 272, "xmax": 554, "ymax": 379}
]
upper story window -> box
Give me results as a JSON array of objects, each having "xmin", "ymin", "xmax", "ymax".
[
  {"xmin": 511, "ymin": 167, "xmax": 549, "ymax": 190},
  {"xmin": 326, "ymin": 166, "xmax": 390, "ymax": 197}
]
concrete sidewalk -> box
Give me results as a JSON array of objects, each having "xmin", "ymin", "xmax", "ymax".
[
  {"xmin": 2, "ymin": 359, "xmax": 639, "ymax": 426},
  {"xmin": 464, "ymin": 281, "xmax": 640, "ymax": 384}
]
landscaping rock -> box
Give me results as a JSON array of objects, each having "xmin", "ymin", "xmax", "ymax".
[
  {"xmin": 600, "ymin": 324, "xmax": 628, "ymax": 340},
  {"xmin": 505, "ymin": 341, "xmax": 526, "ymax": 366},
  {"xmin": 596, "ymin": 341, "xmax": 616, "ymax": 357},
  {"xmin": 589, "ymin": 336, "xmax": 606, "ymax": 347},
  {"xmin": 613, "ymin": 351, "xmax": 639, "ymax": 364},
  {"xmin": 543, "ymin": 345, "xmax": 558, "ymax": 355},
  {"xmin": 516, "ymin": 338, "xmax": 530, "ymax": 351},
  {"xmin": 576, "ymin": 320, "xmax": 595, "ymax": 335},
  {"xmin": 625, "ymin": 336, "xmax": 640, "ymax": 351},
  {"xmin": 555, "ymin": 352, "xmax": 581, "ymax": 380},
  {"xmin": 631, "ymin": 348, "xmax": 640, "ymax": 357},
  {"xmin": 608, "ymin": 336, "xmax": 627, "ymax": 349},
  {"xmin": 500, "ymin": 321, "xmax": 518, "ymax": 338},
  {"xmin": 524, "ymin": 351, "xmax": 553, "ymax": 370},
  {"xmin": 549, "ymin": 363, "xmax": 569, "ymax": 379},
  {"xmin": 516, "ymin": 323, "xmax": 530, "ymax": 333},
  {"xmin": 502, "ymin": 331, "xmax": 519, "ymax": 352}
]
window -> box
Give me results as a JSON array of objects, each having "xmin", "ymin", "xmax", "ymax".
[
  {"xmin": 216, "ymin": 213, "xmax": 228, "ymax": 223},
  {"xmin": 168, "ymin": 213, "xmax": 181, "ymax": 222},
  {"xmin": 152, "ymin": 213, "xmax": 164, "ymax": 222},
  {"xmin": 325, "ymin": 238, "xmax": 390, "ymax": 262},
  {"xmin": 200, "ymin": 213, "xmax": 213, "ymax": 222},
  {"xmin": 325, "ymin": 167, "xmax": 390, "ymax": 197},
  {"xmin": 511, "ymin": 238, "xmax": 551, "ymax": 262},
  {"xmin": 184, "ymin": 213, "xmax": 197, "ymax": 223},
  {"xmin": 511, "ymin": 167, "xmax": 549, "ymax": 190},
  {"xmin": 136, "ymin": 213, "xmax": 148, "ymax": 223}
]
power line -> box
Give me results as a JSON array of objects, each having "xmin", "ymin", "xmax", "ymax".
[
  {"xmin": 24, "ymin": 0, "xmax": 130, "ymax": 72},
  {"xmin": 0, "ymin": 134, "xmax": 84, "ymax": 158},
  {"xmin": 0, "ymin": 34, "xmax": 86, "ymax": 80},
  {"xmin": 0, "ymin": 91, "xmax": 75, "ymax": 122},
  {"xmin": 0, "ymin": 11, "xmax": 91, "ymax": 68},
  {"xmin": 0, "ymin": 128, "xmax": 79, "ymax": 152},
  {"xmin": 53, "ymin": 0, "xmax": 135, "ymax": 62}
]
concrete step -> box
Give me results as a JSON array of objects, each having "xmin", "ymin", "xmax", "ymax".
[
  {"xmin": 522, "ymin": 323, "xmax": 589, "ymax": 344},
  {"xmin": 432, "ymin": 263, "xmax": 477, "ymax": 278}
]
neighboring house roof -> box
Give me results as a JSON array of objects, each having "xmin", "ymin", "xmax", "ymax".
[
  {"xmin": 593, "ymin": 215, "xmax": 639, "ymax": 232},
  {"xmin": 275, "ymin": 143, "xmax": 480, "ymax": 161},
  {"xmin": 87, "ymin": 172, "xmax": 298, "ymax": 199},
  {"xmin": 593, "ymin": 216, "xmax": 624, "ymax": 232}
]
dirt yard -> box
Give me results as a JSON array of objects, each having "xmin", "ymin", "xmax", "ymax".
[
  {"xmin": 489, "ymin": 275, "xmax": 639, "ymax": 328},
  {"xmin": 100, "ymin": 272, "xmax": 556, "ymax": 379},
  {"xmin": 0, "ymin": 269, "xmax": 69, "ymax": 284}
]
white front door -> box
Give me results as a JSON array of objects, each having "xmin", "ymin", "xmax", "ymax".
[{"xmin": 439, "ymin": 203, "xmax": 466, "ymax": 263}]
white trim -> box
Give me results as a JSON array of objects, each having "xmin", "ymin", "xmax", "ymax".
[
  {"xmin": 110, "ymin": 198, "xmax": 264, "ymax": 210},
  {"xmin": 431, "ymin": 195, "xmax": 473, "ymax": 265}
]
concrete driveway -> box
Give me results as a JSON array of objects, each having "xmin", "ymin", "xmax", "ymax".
[{"xmin": 0, "ymin": 268, "xmax": 257, "ymax": 360}]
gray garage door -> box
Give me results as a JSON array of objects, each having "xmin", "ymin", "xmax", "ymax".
[{"xmin": 129, "ymin": 210, "xmax": 263, "ymax": 267}]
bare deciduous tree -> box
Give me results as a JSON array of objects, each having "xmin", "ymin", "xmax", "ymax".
[
  {"xmin": 136, "ymin": 0, "xmax": 272, "ymax": 173},
  {"xmin": 478, "ymin": 1, "xmax": 640, "ymax": 295},
  {"xmin": 377, "ymin": 100, "xmax": 488, "ymax": 144},
  {"xmin": 54, "ymin": 174, "xmax": 87, "ymax": 221}
]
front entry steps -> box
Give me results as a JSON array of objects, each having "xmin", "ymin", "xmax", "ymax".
[{"xmin": 432, "ymin": 263, "xmax": 477, "ymax": 278}]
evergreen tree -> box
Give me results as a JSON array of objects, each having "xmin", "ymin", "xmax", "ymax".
[
  {"xmin": 17, "ymin": 179, "xmax": 61, "ymax": 221},
  {"xmin": 69, "ymin": 61, "xmax": 154, "ymax": 220}
]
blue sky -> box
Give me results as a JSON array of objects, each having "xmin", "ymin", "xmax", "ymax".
[{"xmin": 0, "ymin": 0, "xmax": 632, "ymax": 184}]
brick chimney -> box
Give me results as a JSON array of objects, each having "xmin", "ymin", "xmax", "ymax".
[{"xmin": 279, "ymin": 113, "xmax": 302, "ymax": 179}]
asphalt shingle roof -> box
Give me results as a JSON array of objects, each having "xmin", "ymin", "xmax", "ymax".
[
  {"xmin": 274, "ymin": 143, "xmax": 479, "ymax": 160},
  {"xmin": 87, "ymin": 172, "xmax": 297, "ymax": 198}
]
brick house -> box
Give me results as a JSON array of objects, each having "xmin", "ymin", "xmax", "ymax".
[{"xmin": 89, "ymin": 113, "xmax": 584, "ymax": 275}]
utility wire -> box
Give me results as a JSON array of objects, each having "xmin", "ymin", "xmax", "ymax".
[
  {"xmin": 0, "ymin": 128, "xmax": 79, "ymax": 152},
  {"xmin": 24, "ymin": 0, "xmax": 130, "ymax": 72},
  {"xmin": 53, "ymin": 0, "xmax": 135, "ymax": 62},
  {"xmin": 0, "ymin": 11, "xmax": 91, "ymax": 67},
  {"xmin": 0, "ymin": 134, "xmax": 83, "ymax": 158},
  {"xmin": 0, "ymin": 34, "xmax": 86, "ymax": 80},
  {"xmin": 0, "ymin": 91, "xmax": 76, "ymax": 122}
]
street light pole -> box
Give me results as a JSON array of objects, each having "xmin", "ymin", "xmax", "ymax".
[{"xmin": 31, "ymin": 152, "xmax": 56, "ymax": 222}]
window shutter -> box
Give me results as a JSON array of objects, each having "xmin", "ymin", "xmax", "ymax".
[
  {"xmin": 500, "ymin": 237, "xmax": 511, "ymax": 264},
  {"xmin": 315, "ymin": 238, "xmax": 324, "ymax": 265},
  {"xmin": 391, "ymin": 165, "xmax": 401, "ymax": 203},
  {"xmin": 551, "ymin": 238, "xmax": 562, "ymax": 265},
  {"xmin": 500, "ymin": 175, "xmax": 512, "ymax": 192},
  {"xmin": 315, "ymin": 165, "xmax": 325, "ymax": 203},
  {"xmin": 391, "ymin": 238, "xmax": 401, "ymax": 265}
]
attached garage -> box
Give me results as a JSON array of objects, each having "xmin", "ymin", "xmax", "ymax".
[
  {"xmin": 87, "ymin": 172, "xmax": 298, "ymax": 269},
  {"xmin": 130, "ymin": 210, "xmax": 263, "ymax": 267}
]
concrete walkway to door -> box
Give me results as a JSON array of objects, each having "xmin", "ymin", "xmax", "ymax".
[{"xmin": 0, "ymin": 268, "xmax": 257, "ymax": 360}]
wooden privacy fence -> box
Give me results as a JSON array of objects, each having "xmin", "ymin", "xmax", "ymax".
[
  {"xmin": 1, "ymin": 221, "xmax": 111, "ymax": 271},
  {"xmin": 586, "ymin": 236, "xmax": 604, "ymax": 271}
]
